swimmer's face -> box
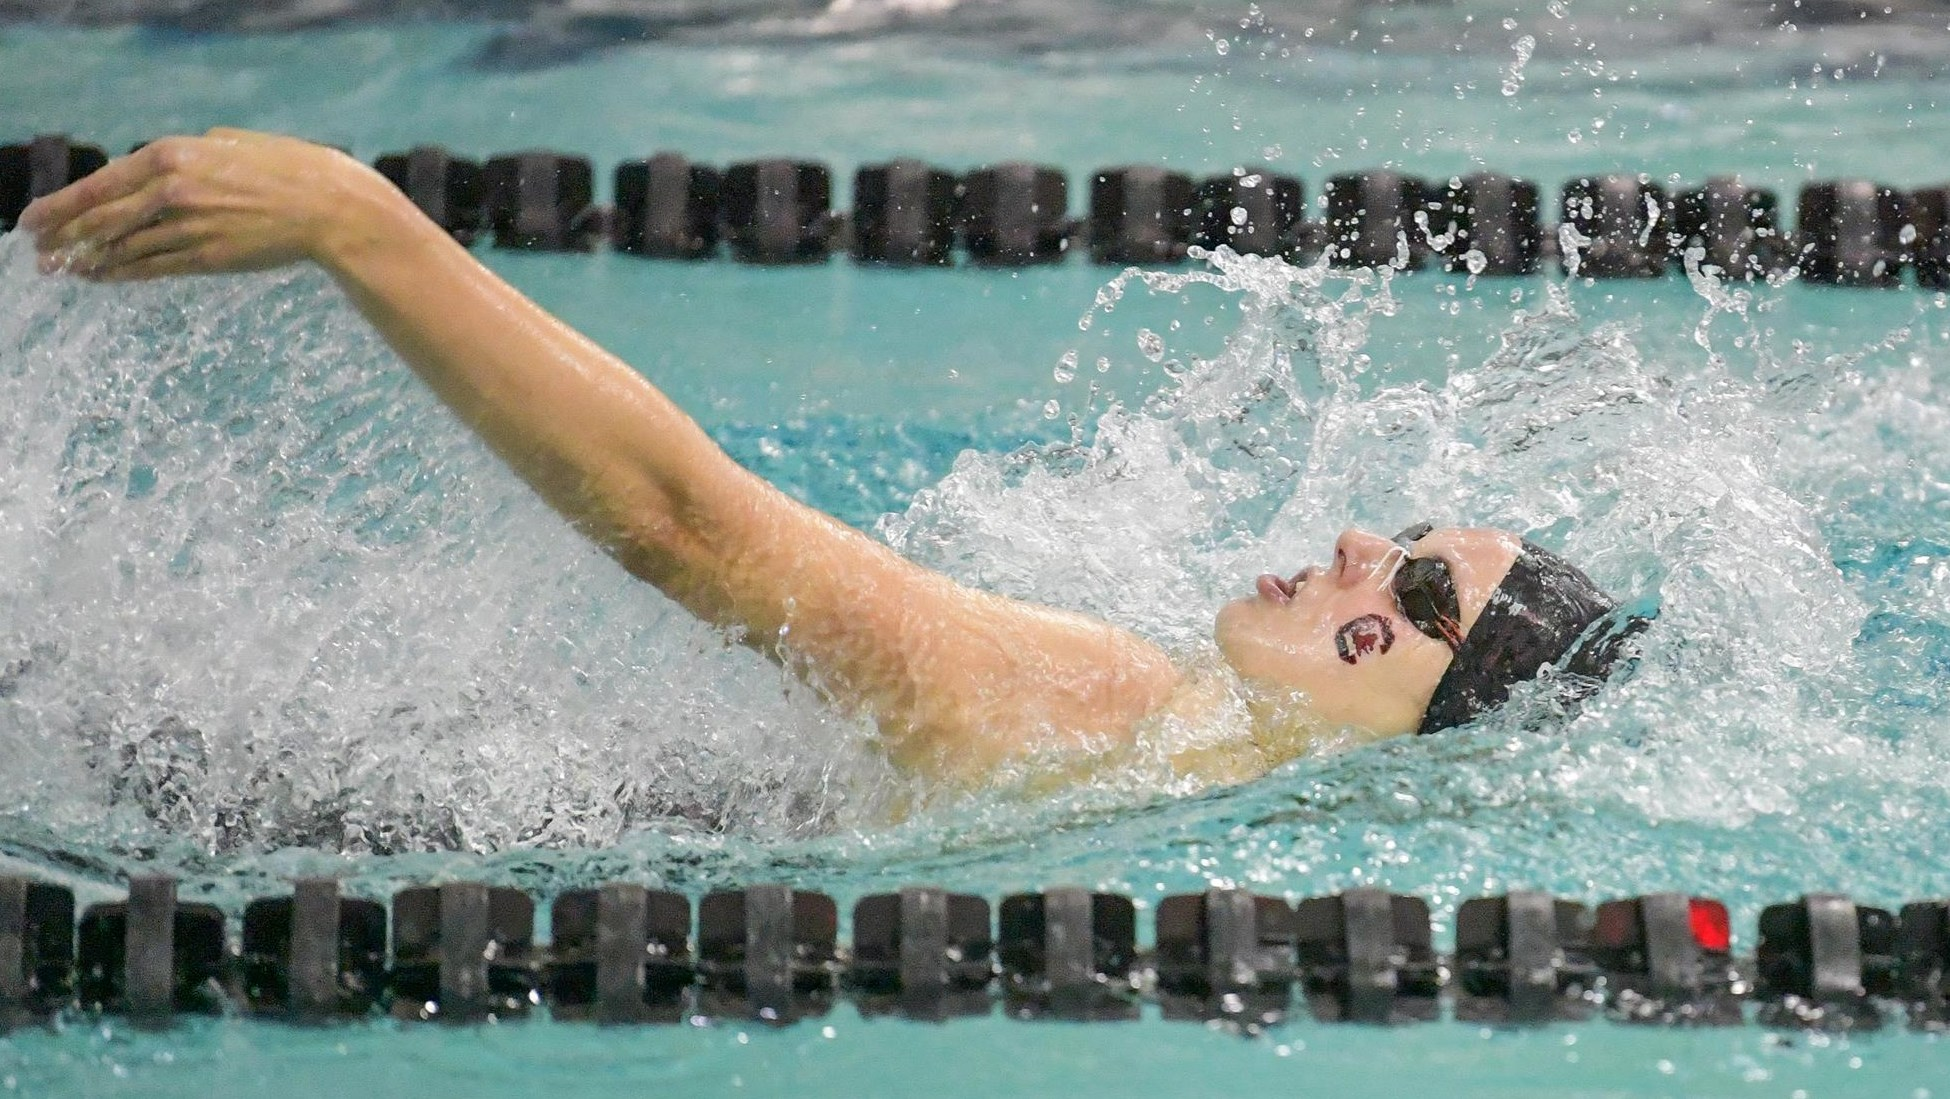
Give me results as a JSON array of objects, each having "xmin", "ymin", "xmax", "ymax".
[{"xmin": 1213, "ymin": 526, "xmax": 1522, "ymax": 736}]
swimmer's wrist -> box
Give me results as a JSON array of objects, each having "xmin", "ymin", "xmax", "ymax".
[{"xmin": 306, "ymin": 158, "xmax": 449, "ymax": 280}]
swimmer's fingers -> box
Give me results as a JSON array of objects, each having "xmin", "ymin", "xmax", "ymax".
[
  {"xmin": 29, "ymin": 129, "xmax": 365, "ymax": 278},
  {"xmin": 20, "ymin": 139, "xmax": 193, "ymax": 241},
  {"xmin": 34, "ymin": 177, "xmax": 176, "ymax": 259},
  {"xmin": 90, "ymin": 248, "xmax": 224, "ymax": 283},
  {"xmin": 68, "ymin": 219, "xmax": 216, "ymax": 282}
]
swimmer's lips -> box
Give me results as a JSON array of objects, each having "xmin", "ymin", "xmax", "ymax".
[
  {"xmin": 1253, "ymin": 569, "xmax": 1310, "ymax": 604},
  {"xmin": 1248, "ymin": 566, "xmax": 1402, "ymax": 665}
]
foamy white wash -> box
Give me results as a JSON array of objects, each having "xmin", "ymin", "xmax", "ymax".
[{"xmin": 3, "ymin": 231, "xmax": 1948, "ymax": 865}]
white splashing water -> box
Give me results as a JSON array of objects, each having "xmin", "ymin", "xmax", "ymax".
[
  {"xmin": 1502, "ymin": 33, "xmax": 1537, "ymax": 97},
  {"xmin": 2, "ymin": 231, "xmax": 1947, "ymax": 872},
  {"xmin": 0, "ymin": 237, "xmax": 885, "ymax": 858},
  {"xmin": 884, "ymin": 245, "xmax": 1950, "ymax": 839}
]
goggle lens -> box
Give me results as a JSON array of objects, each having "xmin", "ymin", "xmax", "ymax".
[{"xmin": 1391, "ymin": 522, "xmax": 1464, "ymax": 651}]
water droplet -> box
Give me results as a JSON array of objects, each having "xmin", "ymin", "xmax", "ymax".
[
  {"xmin": 1136, "ymin": 329, "xmax": 1166, "ymax": 362},
  {"xmin": 1053, "ymin": 350, "xmax": 1078, "ymax": 384},
  {"xmin": 1042, "ymin": 398, "xmax": 1061, "ymax": 419}
]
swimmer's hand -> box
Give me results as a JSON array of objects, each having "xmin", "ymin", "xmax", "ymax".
[
  {"xmin": 18, "ymin": 127, "xmax": 1189, "ymax": 787},
  {"xmin": 21, "ymin": 128, "xmax": 403, "ymax": 281}
]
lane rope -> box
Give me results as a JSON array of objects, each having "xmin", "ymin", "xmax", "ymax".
[
  {"xmin": 3, "ymin": 134, "xmax": 1945, "ymax": 286},
  {"xmin": 1, "ymin": 874, "xmax": 1941, "ymax": 1031}
]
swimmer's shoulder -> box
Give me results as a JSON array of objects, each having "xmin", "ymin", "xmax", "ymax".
[
  {"xmin": 1148, "ymin": 657, "xmax": 1288, "ymax": 785},
  {"xmin": 1140, "ymin": 652, "xmax": 1402, "ymax": 786}
]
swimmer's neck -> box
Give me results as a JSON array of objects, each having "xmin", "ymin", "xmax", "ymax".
[{"xmin": 1143, "ymin": 655, "xmax": 1398, "ymax": 786}]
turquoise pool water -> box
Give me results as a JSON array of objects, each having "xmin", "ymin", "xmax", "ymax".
[{"xmin": 5, "ymin": 2, "xmax": 1950, "ymax": 1094}]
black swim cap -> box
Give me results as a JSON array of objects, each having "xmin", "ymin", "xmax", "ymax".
[{"xmin": 1416, "ymin": 541, "xmax": 1647, "ymax": 736}]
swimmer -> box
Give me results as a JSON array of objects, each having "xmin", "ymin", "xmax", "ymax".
[{"xmin": 17, "ymin": 130, "xmax": 1644, "ymax": 786}]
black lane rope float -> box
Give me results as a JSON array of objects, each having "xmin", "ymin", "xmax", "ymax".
[
  {"xmin": 6, "ymin": 133, "xmax": 1950, "ymax": 287},
  {"xmin": 3, "ymin": 874, "xmax": 1948, "ymax": 1033}
]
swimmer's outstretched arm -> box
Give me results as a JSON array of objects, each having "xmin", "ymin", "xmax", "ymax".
[{"xmin": 21, "ymin": 130, "xmax": 1183, "ymax": 780}]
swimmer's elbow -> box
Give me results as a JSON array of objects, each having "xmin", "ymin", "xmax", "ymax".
[
  {"xmin": 606, "ymin": 504, "xmax": 735, "ymax": 620},
  {"xmin": 594, "ymin": 462, "xmax": 785, "ymax": 629},
  {"xmin": 547, "ymin": 457, "xmax": 707, "ymax": 596}
]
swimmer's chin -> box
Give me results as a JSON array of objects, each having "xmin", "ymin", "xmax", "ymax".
[
  {"xmin": 1211, "ymin": 595, "xmax": 1299, "ymax": 678},
  {"xmin": 1211, "ymin": 594, "xmax": 1260, "ymax": 656}
]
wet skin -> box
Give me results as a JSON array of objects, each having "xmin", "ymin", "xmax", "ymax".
[
  {"xmin": 1334, "ymin": 614, "xmax": 1394, "ymax": 664},
  {"xmin": 1214, "ymin": 527, "xmax": 1523, "ymax": 739},
  {"xmin": 19, "ymin": 129, "xmax": 1533, "ymax": 786}
]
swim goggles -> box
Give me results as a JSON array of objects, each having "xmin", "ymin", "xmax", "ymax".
[
  {"xmin": 1404, "ymin": 524, "xmax": 1644, "ymax": 736},
  {"xmin": 1390, "ymin": 521, "xmax": 1466, "ymax": 652}
]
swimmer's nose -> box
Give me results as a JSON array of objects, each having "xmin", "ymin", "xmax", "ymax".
[{"xmin": 1332, "ymin": 528, "xmax": 1400, "ymax": 586}]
